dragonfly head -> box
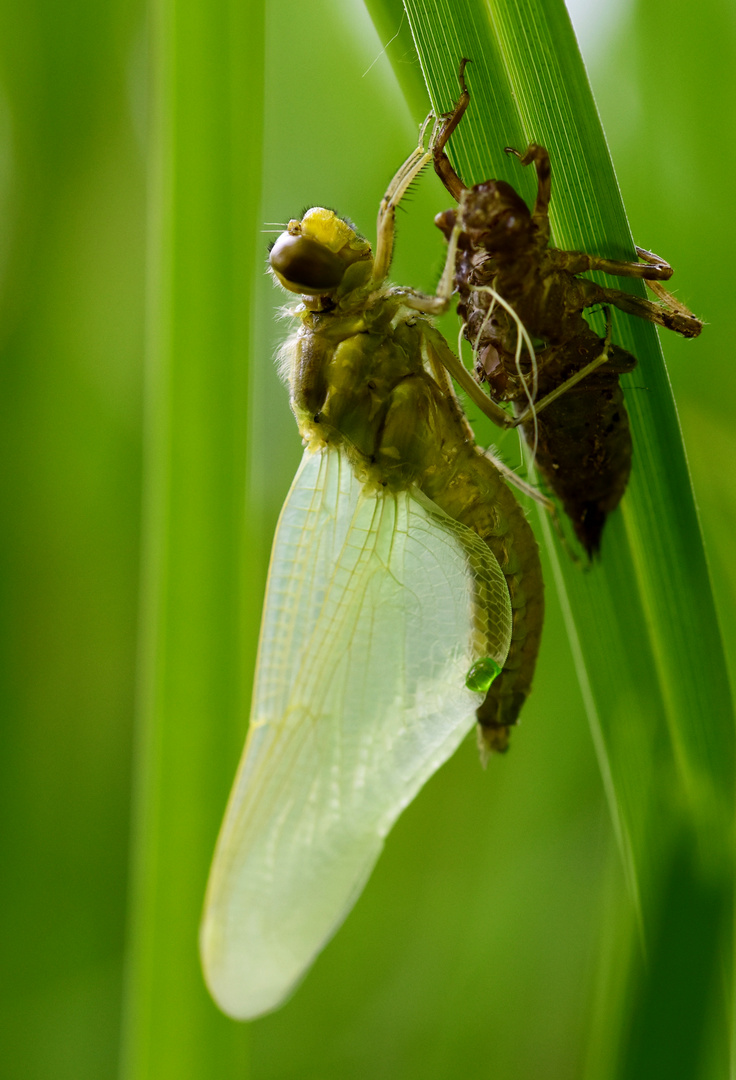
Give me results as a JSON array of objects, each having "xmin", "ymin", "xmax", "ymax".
[{"xmin": 269, "ymin": 209, "xmax": 373, "ymax": 297}]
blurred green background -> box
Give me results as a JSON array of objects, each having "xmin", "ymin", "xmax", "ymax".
[{"xmin": 1, "ymin": 0, "xmax": 734, "ymax": 1077}]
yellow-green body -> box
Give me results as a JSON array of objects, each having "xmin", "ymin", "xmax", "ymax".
[
  {"xmin": 284, "ymin": 272, "xmax": 543, "ymax": 750},
  {"xmin": 201, "ymin": 169, "xmax": 547, "ymax": 1021}
]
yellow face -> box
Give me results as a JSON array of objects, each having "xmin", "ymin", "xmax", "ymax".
[{"xmin": 269, "ymin": 208, "xmax": 372, "ymax": 296}]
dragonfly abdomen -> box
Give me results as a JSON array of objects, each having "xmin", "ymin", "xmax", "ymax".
[{"xmin": 423, "ymin": 442, "xmax": 544, "ymax": 754}]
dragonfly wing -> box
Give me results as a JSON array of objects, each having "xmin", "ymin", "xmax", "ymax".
[{"xmin": 200, "ymin": 446, "xmax": 512, "ymax": 1019}]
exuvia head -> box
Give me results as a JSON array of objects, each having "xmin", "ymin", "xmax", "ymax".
[
  {"xmin": 435, "ymin": 181, "xmax": 533, "ymax": 256},
  {"xmin": 269, "ymin": 208, "xmax": 373, "ymax": 297},
  {"xmin": 462, "ymin": 181, "xmax": 532, "ymax": 251}
]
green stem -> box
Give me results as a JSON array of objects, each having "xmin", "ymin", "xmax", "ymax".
[{"xmin": 120, "ymin": 0, "xmax": 264, "ymax": 1074}]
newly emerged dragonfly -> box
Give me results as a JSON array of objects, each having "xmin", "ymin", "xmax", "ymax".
[
  {"xmin": 200, "ymin": 126, "xmax": 543, "ymax": 1020},
  {"xmin": 433, "ymin": 62, "xmax": 703, "ymax": 555}
]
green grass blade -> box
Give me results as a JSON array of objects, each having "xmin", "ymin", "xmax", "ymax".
[
  {"xmin": 369, "ymin": 0, "xmax": 735, "ymax": 1074},
  {"xmin": 119, "ymin": 0, "xmax": 264, "ymax": 1075},
  {"xmin": 0, "ymin": 1, "xmax": 146, "ymax": 1074}
]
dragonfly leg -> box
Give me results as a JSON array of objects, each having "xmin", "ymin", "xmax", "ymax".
[
  {"xmin": 421, "ymin": 322, "xmax": 516, "ymax": 429},
  {"xmin": 373, "ymin": 115, "xmax": 435, "ymax": 285},
  {"xmin": 552, "ymin": 244, "xmax": 674, "ymax": 281},
  {"xmin": 581, "ymin": 279, "xmax": 703, "ymax": 338},
  {"xmin": 505, "ymin": 144, "xmax": 551, "ymax": 242},
  {"xmin": 422, "ymin": 326, "xmax": 577, "ymax": 558},
  {"xmin": 387, "ymin": 209, "xmax": 465, "ymax": 317},
  {"xmin": 431, "ymin": 58, "xmax": 471, "ymax": 202},
  {"xmin": 433, "ymin": 213, "xmax": 464, "ymax": 306}
]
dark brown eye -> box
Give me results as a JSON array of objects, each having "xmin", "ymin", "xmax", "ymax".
[{"xmin": 269, "ymin": 233, "xmax": 345, "ymax": 294}]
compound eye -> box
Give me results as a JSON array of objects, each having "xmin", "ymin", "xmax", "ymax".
[{"xmin": 270, "ymin": 233, "xmax": 345, "ymax": 294}]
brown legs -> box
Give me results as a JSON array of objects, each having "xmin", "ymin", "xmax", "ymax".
[{"xmin": 431, "ymin": 58, "xmax": 471, "ymax": 202}]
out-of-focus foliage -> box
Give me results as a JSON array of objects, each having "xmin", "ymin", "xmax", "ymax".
[
  {"xmin": 0, "ymin": 0, "xmax": 145, "ymax": 1077},
  {"xmin": 1, "ymin": 0, "xmax": 733, "ymax": 1078}
]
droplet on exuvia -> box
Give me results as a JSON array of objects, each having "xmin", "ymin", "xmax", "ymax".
[{"xmin": 465, "ymin": 657, "xmax": 502, "ymax": 693}]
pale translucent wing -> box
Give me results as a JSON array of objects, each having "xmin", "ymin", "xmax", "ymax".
[{"xmin": 200, "ymin": 446, "xmax": 512, "ymax": 1019}]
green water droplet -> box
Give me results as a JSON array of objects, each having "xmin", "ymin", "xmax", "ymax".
[{"xmin": 465, "ymin": 657, "xmax": 502, "ymax": 693}]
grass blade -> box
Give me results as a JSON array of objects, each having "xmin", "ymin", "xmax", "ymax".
[
  {"xmin": 367, "ymin": 0, "xmax": 735, "ymax": 1073},
  {"xmin": 120, "ymin": 0, "xmax": 264, "ymax": 1074}
]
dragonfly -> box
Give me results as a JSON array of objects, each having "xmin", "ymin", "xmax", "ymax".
[
  {"xmin": 199, "ymin": 121, "xmax": 544, "ymax": 1021},
  {"xmin": 432, "ymin": 61, "xmax": 703, "ymax": 555}
]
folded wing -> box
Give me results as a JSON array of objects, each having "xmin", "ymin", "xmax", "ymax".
[{"xmin": 200, "ymin": 446, "xmax": 512, "ymax": 1019}]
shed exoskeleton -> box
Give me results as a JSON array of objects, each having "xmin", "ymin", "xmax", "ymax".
[{"xmin": 432, "ymin": 61, "xmax": 703, "ymax": 555}]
